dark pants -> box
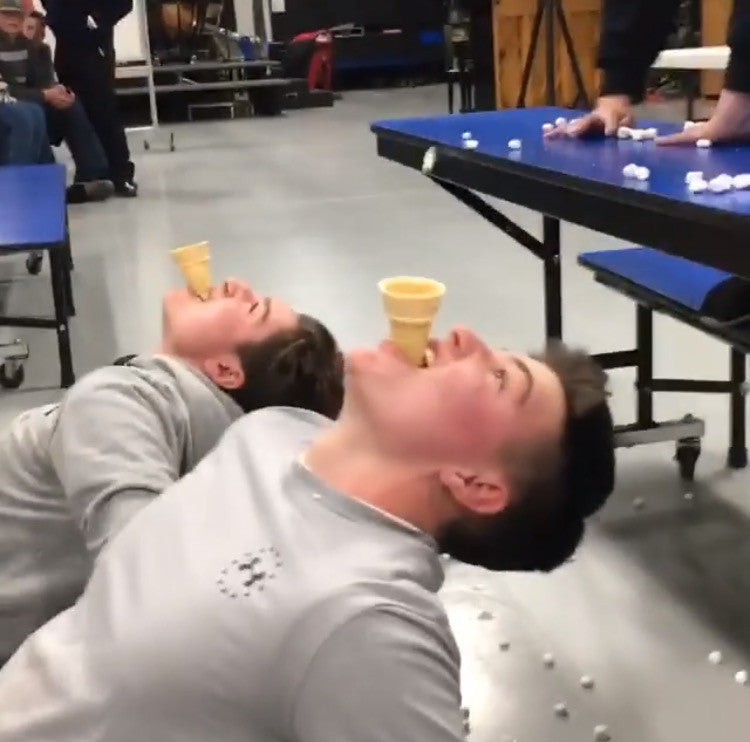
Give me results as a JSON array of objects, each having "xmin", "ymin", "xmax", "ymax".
[
  {"xmin": 45, "ymin": 99, "xmax": 109, "ymax": 182},
  {"xmin": 55, "ymin": 40, "xmax": 134, "ymax": 184},
  {"xmin": 0, "ymin": 101, "xmax": 55, "ymax": 166}
]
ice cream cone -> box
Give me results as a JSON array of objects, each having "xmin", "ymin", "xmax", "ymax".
[
  {"xmin": 378, "ymin": 276, "xmax": 446, "ymax": 366},
  {"xmin": 171, "ymin": 241, "xmax": 212, "ymax": 300}
]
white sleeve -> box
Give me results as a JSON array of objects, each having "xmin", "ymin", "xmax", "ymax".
[
  {"xmin": 292, "ymin": 607, "xmax": 464, "ymax": 742},
  {"xmin": 48, "ymin": 370, "xmax": 184, "ymax": 557}
]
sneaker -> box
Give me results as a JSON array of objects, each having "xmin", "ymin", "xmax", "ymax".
[
  {"xmin": 66, "ymin": 179, "xmax": 115, "ymax": 204},
  {"xmin": 114, "ymin": 180, "xmax": 138, "ymax": 198}
]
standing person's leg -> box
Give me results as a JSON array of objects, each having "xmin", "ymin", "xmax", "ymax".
[
  {"xmin": 55, "ymin": 41, "xmax": 137, "ymax": 197},
  {"xmin": 46, "ymin": 102, "xmax": 114, "ymax": 203}
]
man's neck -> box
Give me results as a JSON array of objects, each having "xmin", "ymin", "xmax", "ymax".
[{"xmin": 304, "ymin": 423, "xmax": 447, "ymax": 537}]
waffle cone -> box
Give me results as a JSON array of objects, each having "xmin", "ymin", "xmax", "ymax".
[
  {"xmin": 171, "ymin": 241, "xmax": 212, "ymax": 299},
  {"xmin": 378, "ymin": 276, "xmax": 445, "ymax": 366}
]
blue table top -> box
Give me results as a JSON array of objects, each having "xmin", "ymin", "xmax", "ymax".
[
  {"xmin": 0, "ymin": 164, "xmax": 67, "ymax": 248},
  {"xmin": 372, "ymin": 107, "xmax": 750, "ymax": 219}
]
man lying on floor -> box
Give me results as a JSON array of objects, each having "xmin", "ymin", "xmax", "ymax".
[
  {"xmin": 0, "ymin": 278, "xmax": 343, "ymax": 667},
  {"xmin": 0, "ymin": 327, "xmax": 615, "ymax": 742}
]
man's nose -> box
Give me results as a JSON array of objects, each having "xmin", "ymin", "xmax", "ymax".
[{"xmin": 447, "ymin": 326, "xmax": 485, "ymax": 359}]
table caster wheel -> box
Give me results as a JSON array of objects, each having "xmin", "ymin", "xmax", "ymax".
[
  {"xmin": 26, "ymin": 253, "xmax": 43, "ymax": 275},
  {"xmin": 675, "ymin": 438, "xmax": 701, "ymax": 481},
  {"xmin": 0, "ymin": 361, "xmax": 25, "ymax": 389}
]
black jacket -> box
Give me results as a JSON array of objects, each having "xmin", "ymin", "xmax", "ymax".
[
  {"xmin": 41, "ymin": 0, "xmax": 132, "ymax": 50},
  {"xmin": 598, "ymin": 0, "xmax": 750, "ymax": 102}
]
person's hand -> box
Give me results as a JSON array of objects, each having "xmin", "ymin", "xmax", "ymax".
[
  {"xmin": 43, "ymin": 85, "xmax": 73, "ymax": 109},
  {"xmin": 546, "ymin": 94, "xmax": 634, "ymax": 138},
  {"xmin": 657, "ymin": 89, "xmax": 750, "ymax": 145}
]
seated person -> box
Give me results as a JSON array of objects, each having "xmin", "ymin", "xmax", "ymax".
[
  {"xmin": 22, "ymin": 10, "xmax": 52, "ymax": 80},
  {"xmin": 0, "ymin": 328, "xmax": 615, "ymax": 740},
  {"xmin": 0, "ymin": 0, "xmax": 112, "ymax": 202},
  {"xmin": 0, "ymin": 278, "xmax": 344, "ymax": 667},
  {"xmin": 0, "ymin": 93, "xmax": 54, "ymax": 164}
]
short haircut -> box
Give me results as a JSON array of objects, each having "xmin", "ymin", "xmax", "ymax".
[
  {"xmin": 227, "ymin": 313, "xmax": 344, "ymax": 420},
  {"xmin": 438, "ymin": 343, "xmax": 615, "ymax": 572}
]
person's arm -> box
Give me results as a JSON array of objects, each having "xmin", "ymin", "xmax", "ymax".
[
  {"xmin": 35, "ymin": 44, "xmax": 56, "ymax": 89},
  {"xmin": 48, "ymin": 368, "xmax": 185, "ymax": 557},
  {"xmin": 598, "ymin": 0, "xmax": 683, "ymax": 103},
  {"xmin": 726, "ymin": 0, "xmax": 750, "ymax": 94},
  {"xmin": 292, "ymin": 607, "xmax": 464, "ymax": 742}
]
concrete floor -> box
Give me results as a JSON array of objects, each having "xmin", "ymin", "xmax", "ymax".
[{"xmin": 1, "ymin": 87, "xmax": 749, "ymax": 739}]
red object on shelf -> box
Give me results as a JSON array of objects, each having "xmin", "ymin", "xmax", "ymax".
[{"xmin": 292, "ymin": 30, "xmax": 334, "ymax": 92}]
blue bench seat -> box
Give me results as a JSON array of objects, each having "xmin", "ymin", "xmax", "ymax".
[{"xmin": 579, "ymin": 248, "xmax": 750, "ymax": 323}]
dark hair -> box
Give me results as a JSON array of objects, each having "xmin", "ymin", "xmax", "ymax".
[
  {"xmin": 28, "ymin": 10, "xmax": 45, "ymax": 23},
  {"xmin": 438, "ymin": 343, "xmax": 615, "ymax": 573},
  {"xmin": 225, "ymin": 313, "xmax": 344, "ymax": 419}
]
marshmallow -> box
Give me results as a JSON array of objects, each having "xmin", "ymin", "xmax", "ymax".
[
  {"xmin": 462, "ymin": 131, "xmax": 472, "ymax": 140},
  {"xmin": 685, "ymin": 171, "xmax": 703, "ymax": 183},
  {"xmin": 644, "ymin": 127, "xmax": 658, "ymax": 139},
  {"xmin": 421, "ymin": 147, "xmax": 437, "ymax": 175},
  {"xmin": 499, "ymin": 640, "xmax": 511, "ymax": 651},
  {"xmin": 696, "ymin": 138, "xmax": 712, "ymax": 148},
  {"xmin": 555, "ymin": 116, "xmax": 567, "ymax": 127},
  {"xmin": 735, "ymin": 669, "xmax": 749, "ymax": 685},
  {"xmin": 553, "ymin": 703, "xmax": 569, "ymax": 718},
  {"xmin": 616, "ymin": 126, "xmax": 632, "ymax": 140},
  {"xmin": 580, "ymin": 675, "xmax": 595, "ymax": 689},
  {"xmin": 688, "ymin": 179, "xmax": 708, "ymax": 193},
  {"xmin": 634, "ymin": 166, "xmax": 650, "ymax": 181},
  {"xmin": 630, "ymin": 129, "xmax": 644, "ymax": 141},
  {"xmin": 463, "ymin": 139, "xmax": 479, "ymax": 150},
  {"xmin": 543, "ymin": 653, "xmax": 555, "ymax": 668},
  {"xmin": 594, "ymin": 725, "xmax": 612, "ymax": 742},
  {"xmin": 684, "ymin": 120, "xmax": 696, "ymax": 130},
  {"xmin": 477, "ymin": 610, "xmax": 493, "ymax": 621},
  {"xmin": 542, "ymin": 122, "xmax": 554, "ymax": 133},
  {"xmin": 622, "ymin": 163, "xmax": 639, "ymax": 178},
  {"xmin": 709, "ymin": 176, "xmax": 731, "ymax": 193},
  {"xmin": 733, "ymin": 174, "xmax": 750, "ymax": 189},
  {"xmin": 508, "ymin": 139, "xmax": 522, "ymax": 150},
  {"xmin": 684, "ymin": 491, "xmax": 695, "ymax": 501},
  {"xmin": 708, "ymin": 651, "xmax": 723, "ymax": 665},
  {"xmin": 633, "ymin": 497, "xmax": 645, "ymax": 510}
]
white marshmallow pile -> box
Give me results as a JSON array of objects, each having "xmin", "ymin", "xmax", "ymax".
[
  {"xmin": 617, "ymin": 127, "xmax": 658, "ymax": 141},
  {"xmin": 622, "ymin": 163, "xmax": 650, "ymax": 181},
  {"xmin": 507, "ymin": 139, "xmax": 522, "ymax": 150},
  {"xmin": 687, "ymin": 170, "xmax": 750, "ymax": 194}
]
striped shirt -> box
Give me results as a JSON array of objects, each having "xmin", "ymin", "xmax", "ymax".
[{"xmin": 0, "ymin": 30, "xmax": 45, "ymax": 103}]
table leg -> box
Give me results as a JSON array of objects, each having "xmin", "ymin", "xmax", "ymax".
[
  {"xmin": 542, "ymin": 216, "xmax": 562, "ymax": 340},
  {"xmin": 49, "ymin": 247, "xmax": 75, "ymax": 388},
  {"xmin": 635, "ymin": 304, "xmax": 654, "ymax": 426},
  {"xmin": 728, "ymin": 348, "xmax": 748, "ymax": 468}
]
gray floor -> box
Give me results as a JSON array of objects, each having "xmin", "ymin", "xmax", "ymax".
[{"xmin": 1, "ymin": 87, "xmax": 749, "ymax": 739}]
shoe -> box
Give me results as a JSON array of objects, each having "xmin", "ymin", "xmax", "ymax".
[
  {"xmin": 66, "ymin": 179, "xmax": 115, "ymax": 204},
  {"xmin": 114, "ymin": 180, "xmax": 138, "ymax": 198}
]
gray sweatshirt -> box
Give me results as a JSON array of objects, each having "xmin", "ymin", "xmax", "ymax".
[
  {"xmin": 0, "ymin": 355, "xmax": 243, "ymax": 664},
  {"xmin": 0, "ymin": 30, "xmax": 47, "ymax": 103},
  {"xmin": 0, "ymin": 408, "xmax": 464, "ymax": 742}
]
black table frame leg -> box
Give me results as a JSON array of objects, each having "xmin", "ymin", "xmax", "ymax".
[
  {"xmin": 728, "ymin": 348, "xmax": 748, "ymax": 468},
  {"xmin": 49, "ymin": 246, "xmax": 75, "ymax": 388}
]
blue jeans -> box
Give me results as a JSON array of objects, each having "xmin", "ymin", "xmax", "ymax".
[
  {"xmin": 45, "ymin": 99, "xmax": 109, "ymax": 183},
  {"xmin": 0, "ymin": 101, "xmax": 55, "ymax": 166}
]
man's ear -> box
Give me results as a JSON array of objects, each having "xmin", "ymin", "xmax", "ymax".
[
  {"xmin": 202, "ymin": 354, "xmax": 246, "ymax": 391},
  {"xmin": 439, "ymin": 467, "xmax": 510, "ymax": 516}
]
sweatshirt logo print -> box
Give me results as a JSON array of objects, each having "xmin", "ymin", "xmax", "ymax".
[{"xmin": 216, "ymin": 547, "xmax": 283, "ymax": 599}]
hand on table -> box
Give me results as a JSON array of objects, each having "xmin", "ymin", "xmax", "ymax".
[
  {"xmin": 656, "ymin": 89, "xmax": 750, "ymax": 145},
  {"xmin": 545, "ymin": 95, "xmax": 634, "ymax": 138}
]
